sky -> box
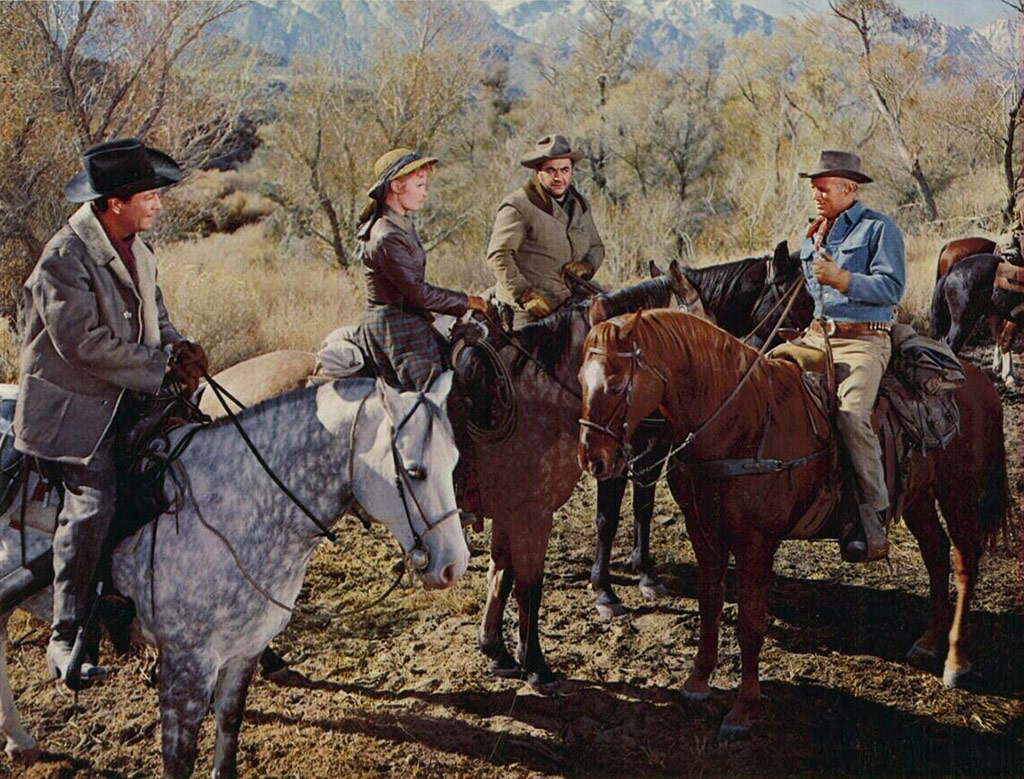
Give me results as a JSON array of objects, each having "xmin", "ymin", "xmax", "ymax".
[{"xmin": 745, "ymin": 0, "xmax": 1017, "ymax": 29}]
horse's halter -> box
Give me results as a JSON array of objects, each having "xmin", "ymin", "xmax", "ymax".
[
  {"xmin": 373, "ymin": 386, "xmax": 463, "ymax": 573},
  {"xmin": 579, "ymin": 343, "xmax": 668, "ymax": 475}
]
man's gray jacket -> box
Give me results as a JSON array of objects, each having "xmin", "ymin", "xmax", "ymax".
[{"xmin": 14, "ymin": 203, "xmax": 180, "ymax": 464}]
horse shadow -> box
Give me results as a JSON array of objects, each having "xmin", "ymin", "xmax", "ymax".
[
  {"xmin": 247, "ymin": 674, "xmax": 1022, "ymax": 776},
  {"xmin": 609, "ymin": 557, "xmax": 1023, "ymax": 701}
]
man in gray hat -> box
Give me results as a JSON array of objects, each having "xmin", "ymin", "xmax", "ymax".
[
  {"xmin": 14, "ymin": 138, "xmax": 206, "ymax": 688},
  {"xmin": 797, "ymin": 149, "xmax": 906, "ymax": 563},
  {"xmin": 486, "ymin": 134, "xmax": 605, "ymax": 328}
]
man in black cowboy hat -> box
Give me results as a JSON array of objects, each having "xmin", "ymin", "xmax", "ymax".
[
  {"xmin": 796, "ymin": 149, "xmax": 906, "ymax": 563},
  {"xmin": 14, "ymin": 138, "xmax": 207, "ymax": 688},
  {"xmin": 486, "ymin": 134, "xmax": 605, "ymax": 328}
]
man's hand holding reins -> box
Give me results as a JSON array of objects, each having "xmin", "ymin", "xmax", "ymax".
[{"xmin": 811, "ymin": 253, "xmax": 852, "ymax": 293}]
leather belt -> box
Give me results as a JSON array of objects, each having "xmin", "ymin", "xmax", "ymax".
[{"xmin": 809, "ymin": 319, "xmax": 891, "ymax": 337}]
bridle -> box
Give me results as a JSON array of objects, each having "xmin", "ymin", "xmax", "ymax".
[
  {"xmin": 372, "ymin": 385, "xmax": 463, "ymax": 573},
  {"xmin": 580, "ymin": 276, "xmax": 809, "ymax": 481},
  {"xmin": 578, "ymin": 343, "xmax": 668, "ymax": 476}
]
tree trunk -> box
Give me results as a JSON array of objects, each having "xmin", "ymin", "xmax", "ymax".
[{"xmin": 1003, "ymin": 89, "xmax": 1022, "ymax": 224}]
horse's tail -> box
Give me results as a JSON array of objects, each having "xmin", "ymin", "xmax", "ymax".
[
  {"xmin": 928, "ymin": 273, "xmax": 951, "ymax": 341},
  {"xmin": 979, "ymin": 430, "xmax": 1015, "ymax": 552},
  {"xmin": 936, "ymin": 241, "xmax": 951, "ymax": 280}
]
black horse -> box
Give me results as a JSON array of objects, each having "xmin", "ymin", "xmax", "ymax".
[
  {"xmin": 930, "ymin": 252, "xmax": 1023, "ymax": 385},
  {"xmin": 587, "ymin": 241, "xmax": 815, "ymax": 617}
]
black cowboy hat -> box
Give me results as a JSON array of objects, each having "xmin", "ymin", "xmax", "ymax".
[
  {"xmin": 65, "ymin": 138, "xmax": 183, "ymax": 203},
  {"xmin": 798, "ymin": 150, "xmax": 872, "ymax": 183},
  {"xmin": 520, "ymin": 134, "xmax": 584, "ymax": 169}
]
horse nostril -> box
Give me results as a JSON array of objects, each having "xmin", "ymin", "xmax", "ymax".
[
  {"xmin": 591, "ymin": 458, "xmax": 605, "ymax": 477},
  {"xmin": 440, "ymin": 563, "xmax": 456, "ymax": 587}
]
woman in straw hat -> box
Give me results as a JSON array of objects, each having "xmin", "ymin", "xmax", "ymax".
[{"xmin": 357, "ymin": 148, "xmax": 490, "ymax": 391}]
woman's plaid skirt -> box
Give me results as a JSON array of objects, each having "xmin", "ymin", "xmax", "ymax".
[{"xmin": 360, "ymin": 304, "xmax": 450, "ymax": 392}]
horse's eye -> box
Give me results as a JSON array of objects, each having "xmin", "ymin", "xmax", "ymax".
[
  {"xmin": 607, "ymin": 382, "xmax": 626, "ymax": 396},
  {"xmin": 406, "ymin": 464, "xmax": 427, "ymax": 481}
]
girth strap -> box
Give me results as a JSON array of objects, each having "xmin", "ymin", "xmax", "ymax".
[{"xmin": 673, "ymin": 447, "xmax": 829, "ymax": 479}]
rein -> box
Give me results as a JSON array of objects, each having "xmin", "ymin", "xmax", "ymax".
[
  {"xmin": 203, "ymin": 371, "xmax": 340, "ymax": 543},
  {"xmin": 483, "ymin": 309, "xmax": 584, "ymax": 400}
]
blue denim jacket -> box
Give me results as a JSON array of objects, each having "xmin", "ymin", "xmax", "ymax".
[{"xmin": 800, "ymin": 200, "xmax": 906, "ymax": 323}]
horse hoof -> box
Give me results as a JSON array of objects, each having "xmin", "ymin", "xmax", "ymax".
[
  {"xmin": 264, "ymin": 666, "xmax": 317, "ymax": 689},
  {"xmin": 526, "ymin": 670, "xmax": 560, "ymax": 695},
  {"xmin": 680, "ymin": 687, "xmax": 711, "ymax": 702},
  {"xmin": 719, "ymin": 722, "xmax": 752, "ymax": 743},
  {"xmin": 905, "ymin": 640, "xmax": 937, "ymax": 665},
  {"xmin": 487, "ymin": 660, "xmax": 523, "ymax": 679},
  {"xmin": 596, "ymin": 600, "xmax": 627, "ymax": 620},
  {"xmin": 6, "ymin": 742, "xmax": 42, "ymax": 766},
  {"xmin": 639, "ymin": 582, "xmax": 668, "ymax": 600},
  {"xmin": 943, "ymin": 662, "xmax": 973, "ymax": 689}
]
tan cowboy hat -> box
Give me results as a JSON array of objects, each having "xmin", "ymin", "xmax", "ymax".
[
  {"xmin": 65, "ymin": 138, "xmax": 182, "ymax": 203},
  {"xmin": 520, "ymin": 134, "xmax": 584, "ymax": 169},
  {"xmin": 798, "ymin": 150, "xmax": 872, "ymax": 183}
]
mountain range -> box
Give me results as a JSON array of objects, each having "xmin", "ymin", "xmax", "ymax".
[{"xmin": 216, "ymin": 0, "xmax": 1020, "ymax": 76}]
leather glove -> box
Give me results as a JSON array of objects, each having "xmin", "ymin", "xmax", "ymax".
[
  {"xmin": 171, "ymin": 340, "xmax": 208, "ymax": 373},
  {"xmin": 519, "ymin": 289, "xmax": 552, "ymax": 319},
  {"xmin": 560, "ymin": 260, "xmax": 594, "ymax": 280},
  {"xmin": 167, "ymin": 340, "xmax": 208, "ymax": 396}
]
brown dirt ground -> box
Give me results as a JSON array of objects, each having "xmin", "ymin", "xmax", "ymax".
[{"xmin": 4, "ymin": 345, "xmax": 1022, "ymax": 779}]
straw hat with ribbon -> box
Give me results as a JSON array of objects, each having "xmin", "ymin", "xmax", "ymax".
[{"xmin": 357, "ymin": 148, "xmax": 438, "ymax": 240}]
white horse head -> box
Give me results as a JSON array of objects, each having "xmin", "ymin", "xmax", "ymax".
[{"xmin": 320, "ymin": 371, "xmax": 469, "ymax": 590}]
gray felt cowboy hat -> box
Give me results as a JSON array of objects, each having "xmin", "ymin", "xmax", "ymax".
[
  {"xmin": 65, "ymin": 138, "xmax": 183, "ymax": 203},
  {"xmin": 798, "ymin": 150, "xmax": 873, "ymax": 184},
  {"xmin": 520, "ymin": 134, "xmax": 585, "ymax": 169}
]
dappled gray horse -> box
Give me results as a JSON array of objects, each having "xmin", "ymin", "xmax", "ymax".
[{"xmin": 1, "ymin": 373, "xmax": 469, "ymax": 777}]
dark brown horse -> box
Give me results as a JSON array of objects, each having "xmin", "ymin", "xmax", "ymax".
[
  {"xmin": 586, "ymin": 242, "xmax": 815, "ymax": 618},
  {"xmin": 578, "ymin": 309, "xmax": 1009, "ymax": 740},
  {"xmin": 933, "ymin": 237, "xmax": 1019, "ymax": 385}
]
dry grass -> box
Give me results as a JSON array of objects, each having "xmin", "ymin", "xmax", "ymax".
[{"xmin": 157, "ymin": 223, "xmax": 364, "ymax": 372}]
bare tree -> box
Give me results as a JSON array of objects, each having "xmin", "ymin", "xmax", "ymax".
[
  {"xmin": 0, "ymin": 0, "xmax": 249, "ymax": 317},
  {"xmin": 830, "ymin": 0, "xmax": 939, "ymax": 219}
]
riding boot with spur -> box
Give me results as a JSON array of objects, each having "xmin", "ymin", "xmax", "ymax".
[
  {"xmin": 843, "ymin": 506, "xmax": 889, "ymax": 563},
  {"xmin": 47, "ymin": 444, "xmax": 117, "ymax": 689}
]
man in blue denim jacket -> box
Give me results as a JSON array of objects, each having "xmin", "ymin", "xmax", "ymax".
[{"xmin": 798, "ymin": 150, "xmax": 906, "ymax": 562}]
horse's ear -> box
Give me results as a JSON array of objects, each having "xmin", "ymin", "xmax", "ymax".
[
  {"xmin": 589, "ymin": 296, "xmax": 609, "ymax": 327},
  {"xmin": 620, "ymin": 309, "xmax": 643, "ymax": 340},
  {"xmin": 426, "ymin": 370, "xmax": 454, "ymax": 407},
  {"xmin": 669, "ymin": 259, "xmax": 684, "ymax": 284},
  {"xmin": 649, "ymin": 260, "xmax": 663, "ymax": 278}
]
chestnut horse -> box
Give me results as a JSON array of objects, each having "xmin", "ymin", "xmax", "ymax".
[
  {"xmin": 578, "ymin": 309, "xmax": 1009, "ymax": 741},
  {"xmin": 587, "ymin": 242, "xmax": 815, "ymax": 618},
  {"xmin": 933, "ymin": 237, "xmax": 1019, "ymax": 385}
]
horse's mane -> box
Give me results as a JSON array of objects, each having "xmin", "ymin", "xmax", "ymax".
[
  {"xmin": 501, "ymin": 277, "xmax": 681, "ymax": 378},
  {"xmin": 202, "ymin": 377, "xmax": 375, "ymax": 431},
  {"xmin": 504, "ymin": 301, "xmax": 589, "ymax": 376},
  {"xmin": 597, "ymin": 277, "xmax": 673, "ymax": 319},
  {"xmin": 589, "ymin": 309, "xmax": 764, "ymax": 401},
  {"xmin": 681, "ymin": 255, "xmax": 768, "ymax": 302}
]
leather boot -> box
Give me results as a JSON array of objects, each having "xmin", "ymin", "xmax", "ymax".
[
  {"xmin": 843, "ymin": 506, "xmax": 890, "ymax": 563},
  {"xmin": 46, "ymin": 631, "xmax": 108, "ymax": 689}
]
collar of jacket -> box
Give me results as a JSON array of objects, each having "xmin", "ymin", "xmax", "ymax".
[
  {"xmin": 522, "ymin": 175, "xmax": 590, "ymax": 217},
  {"xmin": 380, "ymin": 204, "xmax": 416, "ymax": 236},
  {"xmin": 67, "ymin": 202, "xmax": 163, "ymax": 347}
]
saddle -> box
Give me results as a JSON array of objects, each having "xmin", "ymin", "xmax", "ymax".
[
  {"xmin": 1, "ymin": 387, "xmax": 206, "ymax": 623},
  {"xmin": 768, "ymin": 325, "xmax": 965, "ymax": 541}
]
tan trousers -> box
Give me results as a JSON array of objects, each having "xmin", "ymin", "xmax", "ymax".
[{"xmin": 803, "ymin": 329, "xmax": 892, "ymax": 510}]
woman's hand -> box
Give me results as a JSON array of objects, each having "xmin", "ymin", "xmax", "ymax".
[{"xmin": 467, "ymin": 295, "xmax": 497, "ymax": 319}]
